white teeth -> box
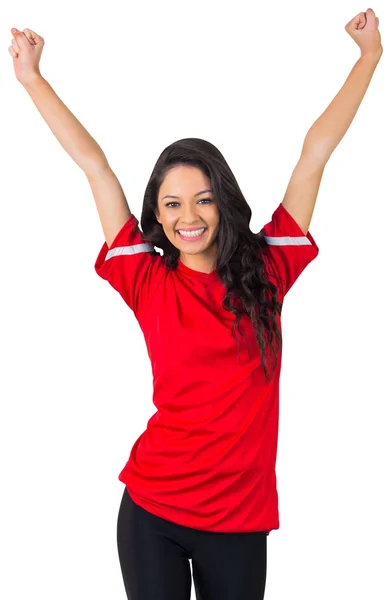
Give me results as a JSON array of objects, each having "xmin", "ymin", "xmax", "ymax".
[{"xmin": 178, "ymin": 228, "xmax": 205, "ymax": 237}]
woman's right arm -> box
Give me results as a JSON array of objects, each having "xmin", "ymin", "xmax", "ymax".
[{"xmin": 10, "ymin": 28, "xmax": 131, "ymax": 248}]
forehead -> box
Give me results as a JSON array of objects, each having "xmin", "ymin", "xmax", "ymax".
[{"xmin": 158, "ymin": 166, "xmax": 212, "ymax": 198}]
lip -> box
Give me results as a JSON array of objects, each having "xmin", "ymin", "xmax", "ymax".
[
  {"xmin": 176, "ymin": 228, "xmax": 207, "ymax": 242},
  {"xmin": 175, "ymin": 226, "xmax": 206, "ymax": 232}
]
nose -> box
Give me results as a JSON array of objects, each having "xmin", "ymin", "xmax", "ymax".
[{"xmin": 181, "ymin": 203, "xmax": 200, "ymax": 224}]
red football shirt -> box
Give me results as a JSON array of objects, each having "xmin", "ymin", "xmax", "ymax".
[{"xmin": 95, "ymin": 202, "xmax": 319, "ymax": 533}]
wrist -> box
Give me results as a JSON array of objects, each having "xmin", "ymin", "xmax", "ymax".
[
  {"xmin": 20, "ymin": 71, "xmax": 45, "ymax": 90},
  {"xmin": 360, "ymin": 46, "xmax": 383, "ymax": 64}
]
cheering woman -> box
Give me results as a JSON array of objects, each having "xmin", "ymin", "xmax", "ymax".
[{"xmin": 9, "ymin": 9, "xmax": 382, "ymax": 599}]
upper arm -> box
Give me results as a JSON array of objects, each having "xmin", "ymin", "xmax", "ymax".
[
  {"xmin": 261, "ymin": 202, "xmax": 319, "ymax": 297},
  {"xmin": 281, "ymin": 153, "xmax": 325, "ymax": 235},
  {"xmin": 87, "ymin": 164, "xmax": 132, "ymax": 248},
  {"xmin": 95, "ymin": 213, "xmax": 164, "ymax": 316}
]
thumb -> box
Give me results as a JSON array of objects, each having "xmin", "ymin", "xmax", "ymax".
[
  {"xmin": 364, "ymin": 8, "xmax": 378, "ymax": 30},
  {"xmin": 23, "ymin": 28, "xmax": 45, "ymax": 46}
]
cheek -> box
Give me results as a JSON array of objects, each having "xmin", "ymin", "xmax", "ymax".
[
  {"xmin": 162, "ymin": 215, "xmax": 177, "ymax": 231},
  {"xmin": 160, "ymin": 215, "xmax": 178, "ymax": 238},
  {"xmin": 211, "ymin": 210, "xmax": 220, "ymax": 229},
  {"xmin": 157, "ymin": 209, "xmax": 172, "ymax": 227}
]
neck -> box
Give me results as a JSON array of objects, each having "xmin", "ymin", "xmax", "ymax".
[{"xmin": 179, "ymin": 246, "xmax": 217, "ymax": 274}]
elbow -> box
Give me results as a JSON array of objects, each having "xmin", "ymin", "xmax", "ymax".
[
  {"xmin": 301, "ymin": 137, "xmax": 332, "ymax": 168},
  {"xmin": 84, "ymin": 156, "xmax": 111, "ymax": 180}
]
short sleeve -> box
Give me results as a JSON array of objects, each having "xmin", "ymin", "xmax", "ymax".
[
  {"xmin": 95, "ymin": 214, "xmax": 164, "ymax": 315},
  {"xmin": 261, "ymin": 203, "xmax": 319, "ymax": 297}
]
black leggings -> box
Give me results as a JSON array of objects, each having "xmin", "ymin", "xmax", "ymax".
[{"xmin": 117, "ymin": 486, "xmax": 267, "ymax": 600}]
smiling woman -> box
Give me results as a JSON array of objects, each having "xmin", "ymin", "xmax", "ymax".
[
  {"xmin": 9, "ymin": 8, "xmax": 383, "ymax": 600},
  {"xmin": 154, "ymin": 164, "xmax": 220, "ymax": 272}
]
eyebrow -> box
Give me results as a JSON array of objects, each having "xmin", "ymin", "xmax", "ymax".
[{"xmin": 162, "ymin": 189, "xmax": 213, "ymax": 201}]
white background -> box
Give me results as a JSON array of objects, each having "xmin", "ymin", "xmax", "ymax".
[{"xmin": 1, "ymin": 1, "xmax": 390, "ymax": 598}]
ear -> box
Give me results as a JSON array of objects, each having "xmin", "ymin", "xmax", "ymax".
[{"xmin": 155, "ymin": 210, "xmax": 161, "ymax": 224}]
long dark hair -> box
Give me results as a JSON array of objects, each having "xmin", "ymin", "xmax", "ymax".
[{"xmin": 140, "ymin": 138, "xmax": 282, "ymax": 380}]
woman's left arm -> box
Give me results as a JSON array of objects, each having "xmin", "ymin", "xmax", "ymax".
[{"xmin": 282, "ymin": 8, "xmax": 383, "ymax": 234}]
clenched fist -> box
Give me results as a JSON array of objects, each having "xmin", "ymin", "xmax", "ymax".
[
  {"xmin": 345, "ymin": 8, "xmax": 382, "ymax": 59},
  {"xmin": 9, "ymin": 28, "xmax": 45, "ymax": 84}
]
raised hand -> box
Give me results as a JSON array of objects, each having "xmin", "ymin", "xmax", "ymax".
[
  {"xmin": 8, "ymin": 28, "xmax": 45, "ymax": 84},
  {"xmin": 345, "ymin": 8, "xmax": 382, "ymax": 59}
]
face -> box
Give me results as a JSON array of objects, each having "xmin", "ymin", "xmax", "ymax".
[{"xmin": 156, "ymin": 165, "xmax": 220, "ymax": 267}]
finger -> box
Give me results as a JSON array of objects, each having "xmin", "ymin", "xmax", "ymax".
[
  {"xmin": 22, "ymin": 28, "xmax": 36, "ymax": 46},
  {"xmin": 12, "ymin": 29, "xmax": 31, "ymax": 49},
  {"xmin": 8, "ymin": 46, "xmax": 18, "ymax": 59},
  {"xmin": 358, "ymin": 12, "xmax": 367, "ymax": 29},
  {"xmin": 358, "ymin": 15, "xmax": 367, "ymax": 30},
  {"xmin": 345, "ymin": 12, "xmax": 365, "ymax": 31},
  {"xmin": 11, "ymin": 38, "xmax": 20, "ymax": 53}
]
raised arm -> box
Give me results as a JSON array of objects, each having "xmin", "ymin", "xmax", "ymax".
[
  {"xmin": 9, "ymin": 27, "xmax": 131, "ymax": 248},
  {"xmin": 281, "ymin": 9, "xmax": 383, "ymax": 235}
]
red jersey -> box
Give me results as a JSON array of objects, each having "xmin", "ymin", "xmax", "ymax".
[{"xmin": 95, "ymin": 202, "xmax": 319, "ymax": 533}]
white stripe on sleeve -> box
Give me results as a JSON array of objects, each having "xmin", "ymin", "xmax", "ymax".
[
  {"xmin": 263, "ymin": 236, "xmax": 312, "ymax": 246},
  {"xmin": 105, "ymin": 243, "xmax": 155, "ymax": 261}
]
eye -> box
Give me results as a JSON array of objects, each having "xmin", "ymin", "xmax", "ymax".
[{"xmin": 164, "ymin": 198, "xmax": 213, "ymax": 208}]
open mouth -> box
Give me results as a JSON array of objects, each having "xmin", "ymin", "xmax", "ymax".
[{"xmin": 176, "ymin": 228, "xmax": 207, "ymax": 241}]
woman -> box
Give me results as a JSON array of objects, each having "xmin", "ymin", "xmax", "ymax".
[{"xmin": 9, "ymin": 9, "xmax": 382, "ymax": 600}]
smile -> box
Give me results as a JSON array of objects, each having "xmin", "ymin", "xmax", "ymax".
[{"xmin": 176, "ymin": 228, "xmax": 207, "ymax": 241}]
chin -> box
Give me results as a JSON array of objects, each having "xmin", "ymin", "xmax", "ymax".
[
  {"xmin": 180, "ymin": 240, "xmax": 217, "ymax": 257},
  {"xmin": 180, "ymin": 246, "xmax": 206, "ymax": 255}
]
